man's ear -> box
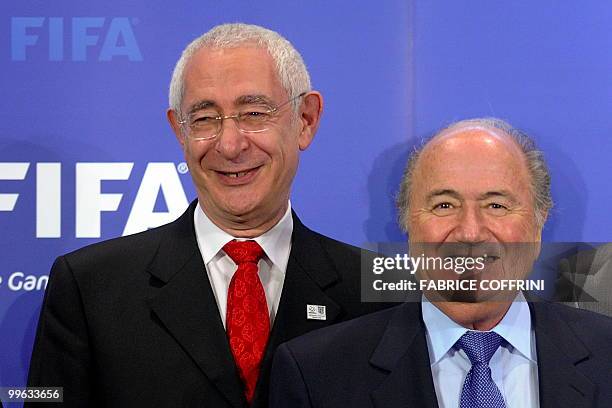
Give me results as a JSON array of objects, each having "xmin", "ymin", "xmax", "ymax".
[
  {"xmin": 167, "ymin": 108, "xmax": 185, "ymax": 149},
  {"xmin": 297, "ymin": 91, "xmax": 323, "ymax": 151}
]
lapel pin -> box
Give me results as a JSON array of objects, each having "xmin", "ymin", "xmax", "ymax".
[{"xmin": 306, "ymin": 304, "xmax": 326, "ymax": 321}]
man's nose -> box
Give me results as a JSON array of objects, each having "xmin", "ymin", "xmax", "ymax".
[
  {"xmin": 214, "ymin": 117, "xmax": 249, "ymax": 159},
  {"xmin": 452, "ymin": 205, "xmax": 490, "ymax": 243}
]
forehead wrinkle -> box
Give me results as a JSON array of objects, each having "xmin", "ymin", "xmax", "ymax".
[
  {"xmin": 181, "ymin": 46, "xmax": 285, "ymax": 113},
  {"xmin": 478, "ymin": 190, "xmax": 519, "ymax": 202}
]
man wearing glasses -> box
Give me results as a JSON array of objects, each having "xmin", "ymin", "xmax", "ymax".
[{"xmin": 27, "ymin": 23, "xmax": 389, "ymax": 407}]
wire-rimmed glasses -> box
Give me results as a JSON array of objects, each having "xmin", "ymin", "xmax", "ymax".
[{"xmin": 178, "ymin": 92, "xmax": 306, "ymax": 141}]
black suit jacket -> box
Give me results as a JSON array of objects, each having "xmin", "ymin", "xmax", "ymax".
[
  {"xmin": 27, "ymin": 201, "xmax": 391, "ymax": 407},
  {"xmin": 270, "ymin": 299, "xmax": 612, "ymax": 408}
]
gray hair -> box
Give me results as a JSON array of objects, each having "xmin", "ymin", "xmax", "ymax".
[
  {"xmin": 168, "ymin": 23, "xmax": 311, "ymax": 114},
  {"xmin": 396, "ymin": 117, "xmax": 553, "ymax": 232}
]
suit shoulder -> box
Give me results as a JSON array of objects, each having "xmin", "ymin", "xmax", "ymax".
[
  {"xmin": 63, "ymin": 222, "xmax": 171, "ymax": 267},
  {"xmin": 306, "ymin": 229, "xmax": 380, "ymax": 278},
  {"xmin": 291, "ymin": 211, "xmax": 375, "ymax": 264},
  {"xmin": 46, "ymin": 218, "xmax": 191, "ymax": 298},
  {"xmin": 309, "ymin": 229, "xmax": 365, "ymax": 257},
  {"xmin": 535, "ymin": 301, "xmax": 612, "ymax": 349},
  {"xmin": 549, "ymin": 302, "xmax": 612, "ymax": 332}
]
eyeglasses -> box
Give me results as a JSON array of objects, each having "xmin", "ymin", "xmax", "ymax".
[{"xmin": 178, "ymin": 92, "xmax": 306, "ymax": 141}]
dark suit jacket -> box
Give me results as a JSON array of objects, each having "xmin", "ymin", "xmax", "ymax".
[
  {"xmin": 270, "ymin": 299, "xmax": 612, "ymax": 408},
  {"xmin": 27, "ymin": 201, "xmax": 391, "ymax": 407}
]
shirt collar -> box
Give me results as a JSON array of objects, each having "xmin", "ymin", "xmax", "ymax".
[
  {"xmin": 193, "ymin": 201, "xmax": 293, "ymax": 272},
  {"xmin": 422, "ymin": 297, "xmax": 468, "ymax": 366},
  {"xmin": 492, "ymin": 292, "xmax": 535, "ymax": 362},
  {"xmin": 421, "ymin": 291, "xmax": 536, "ymax": 366}
]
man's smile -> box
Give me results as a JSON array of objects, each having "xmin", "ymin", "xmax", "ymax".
[{"xmin": 214, "ymin": 165, "xmax": 263, "ymax": 185}]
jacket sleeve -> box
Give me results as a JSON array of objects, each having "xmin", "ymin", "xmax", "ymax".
[
  {"xmin": 26, "ymin": 256, "xmax": 93, "ymax": 407},
  {"xmin": 269, "ymin": 342, "xmax": 314, "ymax": 408}
]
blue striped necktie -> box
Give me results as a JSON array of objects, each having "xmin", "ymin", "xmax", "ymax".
[{"xmin": 457, "ymin": 331, "xmax": 507, "ymax": 408}]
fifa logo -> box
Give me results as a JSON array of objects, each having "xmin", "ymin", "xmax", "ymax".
[
  {"xmin": 0, "ymin": 162, "xmax": 189, "ymax": 238},
  {"xmin": 11, "ymin": 17, "xmax": 143, "ymax": 61}
]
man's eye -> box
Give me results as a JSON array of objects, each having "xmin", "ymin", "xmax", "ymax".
[
  {"xmin": 432, "ymin": 202, "xmax": 456, "ymax": 215},
  {"xmin": 195, "ymin": 116, "xmax": 217, "ymax": 122},
  {"xmin": 434, "ymin": 203, "xmax": 453, "ymax": 209},
  {"xmin": 242, "ymin": 111, "xmax": 271, "ymax": 121},
  {"xmin": 191, "ymin": 115, "xmax": 219, "ymax": 125},
  {"xmin": 487, "ymin": 203, "xmax": 509, "ymax": 215}
]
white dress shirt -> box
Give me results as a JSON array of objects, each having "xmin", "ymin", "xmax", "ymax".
[
  {"xmin": 422, "ymin": 292, "xmax": 540, "ymax": 408},
  {"xmin": 193, "ymin": 201, "xmax": 293, "ymax": 328}
]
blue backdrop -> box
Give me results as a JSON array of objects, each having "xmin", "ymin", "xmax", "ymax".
[{"xmin": 1, "ymin": 0, "xmax": 610, "ymax": 401}]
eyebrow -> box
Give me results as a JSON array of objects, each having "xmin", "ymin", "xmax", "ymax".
[
  {"xmin": 235, "ymin": 94, "xmax": 274, "ymax": 107},
  {"xmin": 186, "ymin": 100, "xmax": 217, "ymax": 115},
  {"xmin": 425, "ymin": 189, "xmax": 519, "ymax": 203},
  {"xmin": 426, "ymin": 189, "xmax": 462, "ymax": 202},
  {"xmin": 476, "ymin": 190, "xmax": 519, "ymax": 203},
  {"xmin": 185, "ymin": 94, "xmax": 274, "ymax": 115}
]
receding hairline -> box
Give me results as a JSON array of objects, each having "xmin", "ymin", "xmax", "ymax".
[
  {"xmin": 413, "ymin": 124, "xmax": 529, "ymax": 177},
  {"xmin": 425, "ymin": 124, "xmax": 525, "ymax": 155}
]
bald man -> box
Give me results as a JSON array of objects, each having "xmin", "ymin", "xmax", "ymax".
[{"xmin": 269, "ymin": 118, "xmax": 612, "ymax": 408}]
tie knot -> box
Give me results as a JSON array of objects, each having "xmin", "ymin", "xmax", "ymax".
[
  {"xmin": 456, "ymin": 331, "xmax": 504, "ymax": 365},
  {"xmin": 223, "ymin": 240, "xmax": 264, "ymax": 265}
]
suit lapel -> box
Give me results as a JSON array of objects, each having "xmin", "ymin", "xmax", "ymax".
[
  {"xmin": 369, "ymin": 302, "xmax": 439, "ymax": 408},
  {"xmin": 268, "ymin": 212, "xmax": 343, "ymax": 345},
  {"xmin": 146, "ymin": 202, "xmax": 245, "ymax": 408},
  {"xmin": 253, "ymin": 212, "xmax": 343, "ymax": 406},
  {"xmin": 531, "ymin": 302, "xmax": 596, "ymax": 408}
]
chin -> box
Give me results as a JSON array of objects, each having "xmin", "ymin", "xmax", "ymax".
[{"xmin": 222, "ymin": 201, "xmax": 259, "ymax": 218}]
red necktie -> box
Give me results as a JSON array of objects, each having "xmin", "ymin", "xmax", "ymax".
[{"xmin": 223, "ymin": 240, "xmax": 270, "ymax": 404}]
